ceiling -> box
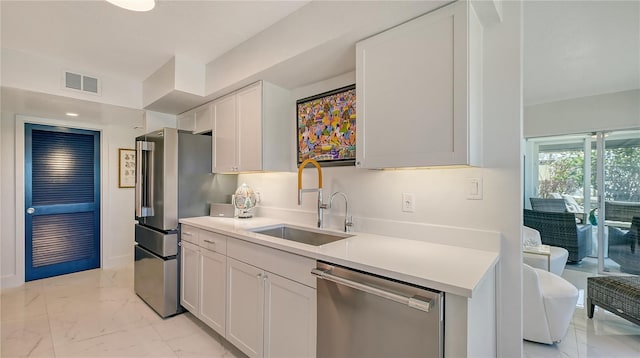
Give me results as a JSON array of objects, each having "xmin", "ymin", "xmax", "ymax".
[
  {"xmin": 0, "ymin": 0, "xmax": 309, "ymax": 82},
  {"xmin": 523, "ymin": 0, "xmax": 640, "ymax": 106},
  {"xmin": 1, "ymin": 1, "xmax": 638, "ymax": 116}
]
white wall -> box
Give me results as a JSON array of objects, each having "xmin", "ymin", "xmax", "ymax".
[
  {"xmin": 142, "ymin": 57, "xmax": 176, "ymax": 108},
  {"xmin": 0, "ymin": 112, "xmax": 145, "ymax": 288},
  {"xmin": 239, "ymin": 2, "xmax": 523, "ymax": 355},
  {"xmin": 144, "ymin": 110, "xmax": 177, "ymax": 132},
  {"xmin": 524, "ymin": 89, "xmax": 640, "ymax": 137},
  {"xmin": 1, "ymin": 48, "xmax": 143, "ymax": 109},
  {"xmin": 481, "ymin": 2, "xmax": 523, "ymax": 354},
  {"xmin": 0, "ymin": 113, "xmax": 16, "ymax": 281}
]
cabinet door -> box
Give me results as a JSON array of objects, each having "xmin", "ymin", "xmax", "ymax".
[
  {"xmin": 264, "ymin": 273, "xmax": 316, "ymax": 358},
  {"xmin": 356, "ymin": 1, "xmax": 470, "ymax": 168},
  {"xmin": 194, "ymin": 104, "xmax": 213, "ymax": 134},
  {"xmin": 226, "ymin": 258, "xmax": 264, "ymax": 358},
  {"xmin": 180, "ymin": 241, "xmax": 200, "ymax": 314},
  {"xmin": 236, "ymin": 82, "xmax": 263, "ymax": 172},
  {"xmin": 199, "ymin": 248, "xmax": 226, "ymax": 336},
  {"xmin": 213, "ymin": 94, "xmax": 237, "ymax": 173}
]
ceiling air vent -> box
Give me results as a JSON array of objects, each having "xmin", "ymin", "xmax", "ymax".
[{"xmin": 63, "ymin": 71, "xmax": 101, "ymax": 95}]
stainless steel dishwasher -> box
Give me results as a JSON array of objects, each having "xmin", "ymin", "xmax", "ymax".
[{"xmin": 312, "ymin": 261, "xmax": 443, "ymax": 358}]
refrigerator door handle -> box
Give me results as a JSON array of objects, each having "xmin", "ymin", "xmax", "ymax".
[
  {"xmin": 135, "ymin": 141, "xmax": 143, "ymax": 217},
  {"xmin": 136, "ymin": 140, "xmax": 155, "ymax": 217}
]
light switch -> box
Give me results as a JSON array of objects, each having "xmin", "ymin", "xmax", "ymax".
[
  {"xmin": 467, "ymin": 178, "xmax": 483, "ymax": 200},
  {"xmin": 402, "ymin": 193, "xmax": 416, "ymax": 212}
]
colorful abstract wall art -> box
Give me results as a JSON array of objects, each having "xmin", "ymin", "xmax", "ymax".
[{"xmin": 296, "ymin": 84, "xmax": 356, "ymax": 166}]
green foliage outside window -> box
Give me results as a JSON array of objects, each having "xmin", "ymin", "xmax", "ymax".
[{"xmin": 538, "ymin": 147, "xmax": 640, "ymax": 202}]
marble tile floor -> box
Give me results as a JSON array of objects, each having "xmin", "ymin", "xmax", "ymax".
[
  {"xmin": 524, "ymin": 267, "xmax": 640, "ymax": 357},
  {"xmin": 3, "ymin": 263, "xmax": 639, "ymax": 357},
  {"xmin": 0, "ymin": 264, "xmax": 246, "ymax": 358}
]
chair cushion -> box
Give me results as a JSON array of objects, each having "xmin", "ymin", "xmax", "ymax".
[
  {"xmin": 523, "ymin": 226, "xmax": 542, "ymax": 247},
  {"xmin": 562, "ymin": 195, "xmax": 583, "ymax": 213}
]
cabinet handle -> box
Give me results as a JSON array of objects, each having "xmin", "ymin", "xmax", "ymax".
[
  {"xmin": 257, "ymin": 273, "xmax": 263, "ymax": 279},
  {"xmin": 311, "ymin": 268, "xmax": 433, "ymax": 312},
  {"xmin": 203, "ymin": 239, "xmax": 216, "ymax": 247}
]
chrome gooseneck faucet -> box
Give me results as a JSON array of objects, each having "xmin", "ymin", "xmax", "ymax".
[{"xmin": 329, "ymin": 191, "xmax": 352, "ymax": 232}]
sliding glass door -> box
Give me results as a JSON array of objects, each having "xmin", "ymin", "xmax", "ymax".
[
  {"xmin": 598, "ymin": 130, "xmax": 640, "ymax": 274},
  {"xmin": 525, "ymin": 130, "xmax": 640, "ymax": 275}
]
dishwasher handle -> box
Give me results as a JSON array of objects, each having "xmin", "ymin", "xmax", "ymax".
[{"xmin": 311, "ymin": 268, "xmax": 432, "ymax": 312}]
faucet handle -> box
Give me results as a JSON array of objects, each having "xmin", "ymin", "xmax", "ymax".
[{"xmin": 345, "ymin": 216, "xmax": 353, "ymax": 232}]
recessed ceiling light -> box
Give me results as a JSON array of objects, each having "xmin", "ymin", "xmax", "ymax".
[
  {"xmin": 65, "ymin": 112, "xmax": 79, "ymax": 117},
  {"xmin": 106, "ymin": 0, "xmax": 155, "ymax": 12}
]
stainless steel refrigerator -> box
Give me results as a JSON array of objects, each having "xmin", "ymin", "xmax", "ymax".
[{"xmin": 133, "ymin": 127, "xmax": 233, "ymax": 317}]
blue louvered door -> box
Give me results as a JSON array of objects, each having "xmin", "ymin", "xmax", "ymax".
[{"xmin": 25, "ymin": 124, "xmax": 100, "ymax": 281}]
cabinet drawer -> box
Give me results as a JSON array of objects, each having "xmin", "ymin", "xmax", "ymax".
[
  {"xmin": 181, "ymin": 225, "xmax": 199, "ymax": 244},
  {"xmin": 199, "ymin": 230, "xmax": 228, "ymax": 254},
  {"xmin": 227, "ymin": 239, "xmax": 315, "ymax": 288}
]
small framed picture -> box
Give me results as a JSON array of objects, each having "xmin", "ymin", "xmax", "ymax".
[{"xmin": 118, "ymin": 148, "xmax": 136, "ymax": 188}]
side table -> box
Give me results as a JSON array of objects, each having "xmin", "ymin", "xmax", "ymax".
[{"xmin": 523, "ymin": 244, "xmax": 552, "ymax": 271}]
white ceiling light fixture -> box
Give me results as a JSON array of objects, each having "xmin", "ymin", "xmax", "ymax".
[
  {"xmin": 106, "ymin": 0, "xmax": 155, "ymax": 12},
  {"xmin": 65, "ymin": 112, "xmax": 79, "ymax": 117}
]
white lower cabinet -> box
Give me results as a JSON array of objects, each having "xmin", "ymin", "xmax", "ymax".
[
  {"xmin": 180, "ymin": 240, "xmax": 200, "ymax": 314},
  {"xmin": 180, "ymin": 225, "xmax": 317, "ymax": 358},
  {"xmin": 226, "ymin": 258, "xmax": 265, "ymax": 357},
  {"xmin": 199, "ymin": 248, "xmax": 226, "ymax": 335},
  {"xmin": 180, "ymin": 225, "xmax": 227, "ymax": 336},
  {"xmin": 226, "ymin": 257, "xmax": 316, "ymax": 358},
  {"xmin": 264, "ymin": 272, "xmax": 316, "ymax": 358}
]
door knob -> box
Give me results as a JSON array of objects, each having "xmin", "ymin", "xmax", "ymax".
[{"xmin": 26, "ymin": 207, "xmax": 35, "ymax": 214}]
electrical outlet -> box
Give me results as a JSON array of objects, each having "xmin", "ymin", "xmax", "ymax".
[{"xmin": 402, "ymin": 193, "xmax": 416, "ymax": 212}]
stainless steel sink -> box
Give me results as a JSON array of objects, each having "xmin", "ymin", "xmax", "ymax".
[{"xmin": 250, "ymin": 224, "xmax": 352, "ymax": 246}]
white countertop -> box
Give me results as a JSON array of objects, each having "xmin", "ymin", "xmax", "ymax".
[{"xmin": 179, "ymin": 216, "xmax": 499, "ymax": 298}]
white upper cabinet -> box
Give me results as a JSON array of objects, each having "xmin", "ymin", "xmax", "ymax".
[
  {"xmin": 236, "ymin": 84, "xmax": 263, "ymax": 172},
  {"xmin": 212, "ymin": 93, "xmax": 237, "ymax": 173},
  {"xmin": 193, "ymin": 103, "xmax": 213, "ymax": 134},
  {"xmin": 212, "ymin": 81, "xmax": 291, "ymax": 173},
  {"xmin": 355, "ymin": 0, "xmax": 482, "ymax": 168}
]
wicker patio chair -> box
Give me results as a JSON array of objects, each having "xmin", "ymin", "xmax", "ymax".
[
  {"xmin": 529, "ymin": 198, "xmax": 568, "ymax": 213},
  {"xmin": 608, "ymin": 216, "xmax": 640, "ymax": 274},
  {"xmin": 523, "ymin": 209, "xmax": 592, "ymax": 262},
  {"xmin": 605, "ymin": 201, "xmax": 640, "ymax": 222}
]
